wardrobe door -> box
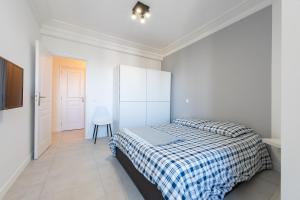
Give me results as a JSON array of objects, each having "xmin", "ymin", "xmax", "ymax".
[
  {"xmin": 147, "ymin": 69, "xmax": 171, "ymax": 102},
  {"xmin": 120, "ymin": 65, "xmax": 146, "ymax": 102},
  {"xmin": 120, "ymin": 102, "xmax": 146, "ymax": 128},
  {"xmin": 146, "ymin": 102, "xmax": 170, "ymax": 126}
]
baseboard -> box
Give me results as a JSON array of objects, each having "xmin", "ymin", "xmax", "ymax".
[{"xmin": 0, "ymin": 154, "xmax": 31, "ymax": 199}]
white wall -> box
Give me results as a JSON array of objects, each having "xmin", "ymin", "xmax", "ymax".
[
  {"xmin": 41, "ymin": 36, "xmax": 161, "ymax": 138},
  {"xmin": 280, "ymin": 0, "xmax": 300, "ymax": 199},
  {"xmin": 0, "ymin": 0, "xmax": 39, "ymax": 198}
]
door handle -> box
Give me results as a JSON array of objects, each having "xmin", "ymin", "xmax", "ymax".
[{"xmin": 38, "ymin": 92, "xmax": 47, "ymax": 106}]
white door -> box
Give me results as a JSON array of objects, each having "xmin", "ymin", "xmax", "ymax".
[
  {"xmin": 34, "ymin": 41, "xmax": 53, "ymax": 159},
  {"xmin": 119, "ymin": 102, "xmax": 146, "ymax": 128},
  {"xmin": 120, "ymin": 65, "xmax": 147, "ymax": 101},
  {"xmin": 60, "ymin": 66, "xmax": 85, "ymax": 131},
  {"xmin": 146, "ymin": 102, "xmax": 170, "ymax": 126},
  {"xmin": 147, "ymin": 69, "xmax": 171, "ymax": 101}
]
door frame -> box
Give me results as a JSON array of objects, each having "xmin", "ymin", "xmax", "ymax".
[
  {"xmin": 34, "ymin": 40, "xmax": 53, "ymax": 159},
  {"xmin": 52, "ymin": 56, "xmax": 87, "ymax": 133}
]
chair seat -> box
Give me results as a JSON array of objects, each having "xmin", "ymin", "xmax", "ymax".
[
  {"xmin": 92, "ymin": 106, "xmax": 112, "ymax": 144},
  {"xmin": 93, "ymin": 118, "xmax": 112, "ymax": 125}
]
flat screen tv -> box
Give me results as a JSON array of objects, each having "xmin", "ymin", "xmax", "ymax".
[{"xmin": 0, "ymin": 56, "xmax": 23, "ymax": 110}]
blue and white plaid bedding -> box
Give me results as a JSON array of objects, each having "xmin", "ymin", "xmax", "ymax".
[{"xmin": 109, "ymin": 122, "xmax": 272, "ymax": 200}]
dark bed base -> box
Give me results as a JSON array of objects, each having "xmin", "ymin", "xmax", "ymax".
[{"xmin": 116, "ymin": 148, "xmax": 163, "ymax": 200}]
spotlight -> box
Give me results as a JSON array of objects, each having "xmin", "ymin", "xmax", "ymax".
[
  {"xmin": 145, "ymin": 12, "xmax": 151, "ymax": 18},
  {"xmin": 131, "ymin": 14, "xmax": 137, "ymax": 20},
  {"xmin": 136, "ymin": 7, "xmax": 142, "ymax": 14}
]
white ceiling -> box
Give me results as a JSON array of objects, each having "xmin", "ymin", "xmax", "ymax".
[{"xmin": 29, "ymin": 0, "xmax": 271, "ymax": 59}]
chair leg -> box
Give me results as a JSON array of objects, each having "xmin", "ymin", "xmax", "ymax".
[
  {"xmin": 109, "ymin": 124, "xmax": 112, "ymax": 137},
  {"xmin": 93, "ymin": 125, "xmax": 97, "ymax": 139},
  {"xmin": 94, "ymin": 125, "xmax": 98, "ymax": 144},
  {"xmin": 106, "ymin": 124, "xmax": 109, "ymax": 137}
]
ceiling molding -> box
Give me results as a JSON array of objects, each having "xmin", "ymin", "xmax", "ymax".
[
  {"xmin": 40, "ymin": 20, "xmax": 164, "ymax": 61},
  {"xmin": 161, "ymin": 0, "xmax": 272, "ymax": 57},
  {"xmin": 38, "ymin": 0, "xmax": 271, "ymax": 61}
]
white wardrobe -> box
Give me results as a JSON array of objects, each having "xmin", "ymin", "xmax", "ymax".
[{"xmin": 114, "ymin": 65, "xmax": 171, "ymax": 130}]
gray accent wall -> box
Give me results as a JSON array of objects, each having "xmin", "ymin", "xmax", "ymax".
[{"xmin": 162, "ymin": 7, "xmax": 272, "ymax": 137}]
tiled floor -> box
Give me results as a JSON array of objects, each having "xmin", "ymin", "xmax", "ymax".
[{"xmin": 4, "ymin": 130, "xmax": 280, "ymax": 200}]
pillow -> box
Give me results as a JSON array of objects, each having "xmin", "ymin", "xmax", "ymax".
[
  {"xmin": 173, "ymin": 118, "xmax": 210, "ymax": 129},
  {"xmin": 198, "ymin": 121, "xmax": 254, "ymax": 137}
]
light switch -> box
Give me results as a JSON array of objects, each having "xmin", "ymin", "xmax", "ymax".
[{"xmin": 185, "ymin": 98, "xmax": 189, "ymax": 104}]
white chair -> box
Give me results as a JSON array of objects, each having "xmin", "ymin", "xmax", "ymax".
[{"xmin": 92, "ymin": 106, "xmax": 112, "ymax": 144}]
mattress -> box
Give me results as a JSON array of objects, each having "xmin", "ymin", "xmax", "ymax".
[{"xmin": 109, "ymin": 122, "xmax": 272, "ymax": 200}]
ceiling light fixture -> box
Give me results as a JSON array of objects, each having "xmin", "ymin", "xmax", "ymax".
[{"xmin": 131, "ymin": 1, "xmax": 150, "ymax": 24}]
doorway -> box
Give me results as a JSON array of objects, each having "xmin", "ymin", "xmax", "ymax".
[
  {"xmin": 34, "ymin": 42, "xmax": 87, "ymax": 160},
  {"xmin": 52, "ymin": 56, "xmax": 86, "ymax": 133}
]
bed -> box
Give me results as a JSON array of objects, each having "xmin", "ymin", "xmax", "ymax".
[{"xmin": 109, "ymin": 119, "xmax": 272, "ymax": 200}]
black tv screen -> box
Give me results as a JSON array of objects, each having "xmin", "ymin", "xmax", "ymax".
[{"xmin": 0, "ymin": 57, "xmax": 23, "ymax": 110}]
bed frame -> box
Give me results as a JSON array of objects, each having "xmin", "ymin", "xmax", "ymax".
[
  {"xmin": 115, "ymin": 149, "xmax": 240, "ymax": 199},
  {"xmin": 116, "ymin": 148, "xmax": 163, "ymax": 200}
]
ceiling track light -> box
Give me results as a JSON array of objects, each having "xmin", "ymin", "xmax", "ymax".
[{"xmin": 131, "ymin": 1, "xmax": 150, "ymax": 24}]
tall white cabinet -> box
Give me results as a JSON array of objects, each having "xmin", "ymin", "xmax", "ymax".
[{"xmin": 114, "ymin": 65, "xmax": 171, "ymax": 130}]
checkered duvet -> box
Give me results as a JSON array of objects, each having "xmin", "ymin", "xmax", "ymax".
[{"xmin": 109, "ymin": 122, "xmax": 272, "ymax": 200}]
